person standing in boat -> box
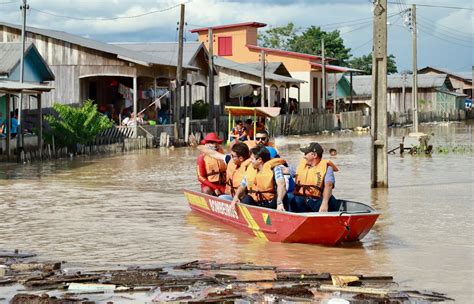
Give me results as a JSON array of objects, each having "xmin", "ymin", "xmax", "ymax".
[
  {"xmin": 231, "ymin": 145, "xmax": 287, "ymax": 211},
  {"xmin": 196, "ymin": 133, "xmax": 227, "ymax": 196},
  {"xmin": 288, "ymin": 142, "xmax": 340, "ymax": 213}
]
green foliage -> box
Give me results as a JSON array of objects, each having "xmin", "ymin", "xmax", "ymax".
[
  {"xmin": 192, "ymin": 100, "xmax": 209, "ymax": 119},
  {"xmin": 288, "ymin": 27, "xmax": 352, "ymax": 66},
  {"xmin": 258, "ymin": 22, "xmax": 298, "ymax": 50},
  {"xmin": 259, "ymin": 23, "xmax": 352, "ymax": 66},
  {"xmin": 348, "ymin": 53, "xmax": 398, "ymax": 74},
  {"xmin": 44, "ymin": 100, "xmax": 113, "ymax": 149}
]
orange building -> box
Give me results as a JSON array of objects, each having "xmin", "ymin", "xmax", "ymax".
[{"xmin": 190, "ymin": 22, "xmax": 355, "ymax": 110}]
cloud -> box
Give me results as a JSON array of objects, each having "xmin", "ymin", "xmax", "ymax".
[{"xmin": 0, "ymin": 0, "xmax": 471, "ymax": 71}]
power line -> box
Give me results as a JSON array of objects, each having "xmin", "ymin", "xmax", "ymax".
[
  {"xmin": 0, "ymin": 0, "xmax": 16, "ymax": 4},
  {"xmin": 30, "ymin": 2, "xmax": 188, "ymax": 21},
  {"xmin": 417, "ymin": 26, "xmax": 472, "ymax": 48},
  {"xmin": 417, "ymin": 14, "xmax": 472, "ymax": 40},
  {"xmin": 388, "ymin": 2, "xmax": 474, "ymax": 11}
]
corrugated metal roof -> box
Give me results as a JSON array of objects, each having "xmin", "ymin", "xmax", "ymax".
[
  {"xmin": 0, "ymin": 21, "xmax": 190, "ymax": 68},
  {"xmin": 0, "ymin": 80, "xmax": 53, "ymax": 93},
  {"xmin": 419, "ymin": 66, "xmax": 472, "ymax": 82},
  {"xmin": 351, "ymin": 74, "xmax": 450, "ymax": 96},
  {"xmin": 214, "ymin": 57, "xmax": 304, "ymax": 84},
  {"xmin": 0, "ymin": 42, "xmax": 55, "ymax": 81},
  {"xmin": 242, "ymin": 62, "xmax": 283, "ymax": 74},
  {"xmin": 0, "ymin": 42, "xmax": 25, "ymax": 75},
  {"xmin": 113, "ymin": 42, "xmax": 203, "ymax": 67}
]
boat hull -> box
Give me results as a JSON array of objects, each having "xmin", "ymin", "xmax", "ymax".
[{"xmin": 184, "ymin": 190, "xmax": 379, "ymax": 246}]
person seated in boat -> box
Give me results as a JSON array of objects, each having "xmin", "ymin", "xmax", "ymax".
[
  {"xmin": 288, "ymin": 142, "xmax": 340, "ymax": 213},
  {"xmin": 243, "ymin": 130, "xmax": 279, "ymax": 154},
  {"xmin": 196, "ymin": 132, "xmax": 227, "ymax": 196},
  {"xmin": 229, "ymin": 120, "xmax": 248, "ymax": 141},
  {"xmin": 192, "ymin": 141, "xmax": 251, "ymax": 201},
  {"xmin": 231, "ymin": 144, "xmax": 287, "ymax": 211}
]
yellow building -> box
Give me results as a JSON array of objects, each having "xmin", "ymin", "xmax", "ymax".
[{"xmin": 191, "ymin": 22, "xmax": 354, "ymax": 110}]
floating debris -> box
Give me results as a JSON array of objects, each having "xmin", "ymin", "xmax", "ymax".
[{"xmin": 0, "ymin": 254, "xmax": 454, "ymax": 303}]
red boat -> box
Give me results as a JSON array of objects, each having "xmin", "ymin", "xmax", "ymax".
[{"xmin": 184, "ymin": 189, "xmax": 379, "ymax": 246}]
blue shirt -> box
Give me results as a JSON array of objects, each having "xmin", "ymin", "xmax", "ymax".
[{"xmin": 325, "ymin": 166, "xmax": 335, "ymax": 186}]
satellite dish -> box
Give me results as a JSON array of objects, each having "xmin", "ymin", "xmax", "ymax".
[{"xmin": 229, "ymin": 84, "xmax": 254, "ymax": 98}]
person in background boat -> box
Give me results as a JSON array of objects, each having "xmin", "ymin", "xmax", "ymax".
[
  {"xmin": 190, "ymin": 137, "xmax": 251, "ymax": 201},
  {"xmin": 229, "ymin": 120, "xmax": 248, "ymax": 141},
  {"xmin": 196, "ymin": 132, "xmax": 227, "ymax": 196},
  {"xmin": 288, "ymin": 142, "xmax": 340, "ymax": 213},
  {"xmin": 231, "ymin": 144, "xmax": 287, "ymax": 211},
  {"xmin": 243, "ymin": 119, "xmax": 254, "ymax": 139}
]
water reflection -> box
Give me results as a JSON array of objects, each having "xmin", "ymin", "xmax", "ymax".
[{"xmin": 0, "ymin": 121, "xmax": 472, "ymax": 302}]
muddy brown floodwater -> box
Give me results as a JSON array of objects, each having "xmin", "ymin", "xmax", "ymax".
[{"xmin": 0, "ymin": 121, "xmax": 472, "ymax": 302}]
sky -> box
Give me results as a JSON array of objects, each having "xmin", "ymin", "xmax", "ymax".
[{"xmin": 1, "ymin": 0, "xmax": 472, "ymax": 72}]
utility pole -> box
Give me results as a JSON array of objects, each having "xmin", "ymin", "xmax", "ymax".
[
  {"xmin": 260, "ymin": 50, "xmax": 266, "ymax": 107},
  {"xmin": 411, "ymin": 4, "xmax": 419, "ymax": 133},
  {"xmin": 370, "ymin": 0, "xmax": 388, "ymax": 188},
  {"xmin": 321, "ymin": 38, "xmax": 326, "ymax": 111},
  {"xmin": 207, "ymin": 27, "xmax": 215, "ymax": 130},
  {"xmin": 17, "ymin": 0, "xmax": 29, "ymax": 156},
  {"xmin": 176, "ymin": 4, "xmax": 185, "ymax": 141}
]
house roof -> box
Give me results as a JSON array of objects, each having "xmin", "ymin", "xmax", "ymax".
[
  {"xmin": 310, "ymin": 62, "xmax": 364, "ymax": 73},
  {"xmin": 0, "ymin": 21, "xmax": 195, "ymax": 69},
  {"xmin": 0, "ymin": 80, "xmax": 53, "ymax": 93},
  {"xmin": 351, "ymin": 74, "xmax": 450, "ymax": 96},
  {"xmin": 0, "ymin": 42, "xmax": 55, "ymax": 81},
  {"xmin": 113, "ymin": 42, "xmax": 204, "ymax": 68},
  {"xmin": 189, "ymin": 22, "xmax": 267, "ymax": 33},
  {"xmin": 246, "ymin": 45, "xmax": 328, "ymax": 62},
  {"xmin": 214, "ymin": 56, "xmax": 305, "ymax": 84},
  {"xmin": 418, "ymin": 66, "xmax": 472, "ymax": 82},
  {"xmin": 242, "ymin": 62, "xmax": 292, "ymax": 77}
]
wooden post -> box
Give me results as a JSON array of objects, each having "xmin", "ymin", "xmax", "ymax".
[
  {"xmin": 37, "ymin": 93, "xmax": 42, "ymax": 159},
  {"xmin": 260, "ymin": 50, "xmax": 266, "ymax": 107},
  {"xmin": 333, "ymin": 73, "xmax": 337, "ymax": 114},
  {"xmin": 370, "ymin": 0, "xmax": 388, "ymax": 188},
  {"xmin": 349, "ymin": 72, "xmax": 353, "ymax": 111},
  {"xmin": 188, "ymin": 83, "xmax": 193, "ymax": 120},
  {"xmin": 321, "ymin": 39, "xmax": 326, "ymax": 110},
  {"xmin": 6, "ymin": 94, "xmax": 11, "ymax": 160},
  {"xmin": 411, "ymin": 4, "xmax": 419, "ymax": 133},
  {"xmin": 207, "ymin": 27, "xmax": 214, "ymax": 130},
  {"xmin": 133, "ymin": 76, "xmax": 138, "ymax": 138},
  {"xmin": 176, "ymin": 3, "xmax": 185, "ymax": 140}
]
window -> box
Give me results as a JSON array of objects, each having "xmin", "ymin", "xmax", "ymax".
[{"xmin": 218, "ymin": 36, "xmax": 232, "ymax": 56}]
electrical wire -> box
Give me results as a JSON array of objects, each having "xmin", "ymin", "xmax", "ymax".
[
  {"xmin": 0, "ymin": 0, "xmax": 16, "ymax": 4},
  {"xmin": 416, "ymin": 14, "xmax": 472, "ymax": 40},
  {"xmin": 30, "ymin": 2, "xmax": 188, "ymax": 21},
  {"xmin": 388, "ymin": 1, "xmax": 473, "ymax": 11}
]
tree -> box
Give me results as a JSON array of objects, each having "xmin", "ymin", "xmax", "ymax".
[
  {"xmin": 258, "ymin": 22, "xmax": 298, "ymax": 50},
  {"xmin": 44, "ymin": 100, "xmax": 113, "ymax": 152},
  {"xmin": 348, "ymin": 53, "xmax": 398, "ymax": 74},
  {"xmin": 288, "ymin": 26, "xmax": 352, "ymax": 66},
  {"xmin": 259, "ymin": 23, "xmax": 352, "ymax": 66}
]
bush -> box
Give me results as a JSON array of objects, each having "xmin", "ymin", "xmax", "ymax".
[
  {"xmin": 192, "ymin": 100, "xmax": 209, "ymax": 119},
  {"xmin": 44, "ymin": 99, "xmax": 113, "ymax": 151}
]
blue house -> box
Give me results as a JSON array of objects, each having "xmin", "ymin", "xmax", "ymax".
[{"xmin": 0, "ymin": 42, "xmax": 54, "ymax": 158}]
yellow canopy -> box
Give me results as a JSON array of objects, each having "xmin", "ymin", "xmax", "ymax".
[{"xmin": 224, "ymin": 106, "xmax": 281, "ymax": 118}]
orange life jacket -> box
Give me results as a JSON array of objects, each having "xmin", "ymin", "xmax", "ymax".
[
  {"xmin": 204, "ymin": 154, "xmax": 227, "ymax": 184},
  {"xmin": 294, "ymin": 159, "xmax": 339, "ymax": 198},
  {"xmin": 246, "ymin": 158, "xmax": 287, "ymax": 202},
  {"xmin": 225, "ymin": 158, "xmax": 251, "ymax": 196}
]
